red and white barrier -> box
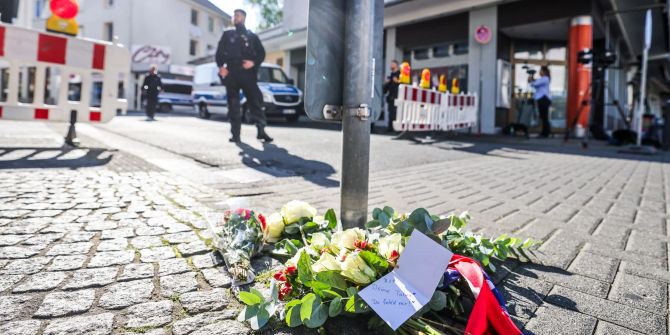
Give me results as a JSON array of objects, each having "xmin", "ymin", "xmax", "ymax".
[
  {"xmin": 393, "ymin": 84, "xmax": 477, "ymax": 132},
  {"xmin": 0, "ymin": 23, "xmax": 130, "ymax": 123}
]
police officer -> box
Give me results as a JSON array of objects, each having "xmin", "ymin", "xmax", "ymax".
[
  {"xmin": 142, "ymin": 65, "xmax": 162, "ymax": 121},
  {"xmin": 215, "ymin": 9, "xmax": 272, "ymax": 143}
]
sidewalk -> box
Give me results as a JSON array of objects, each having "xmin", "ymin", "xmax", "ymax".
[{"xmin": 0, "ymin": 120, "xmax": 669, "ymax": 334}]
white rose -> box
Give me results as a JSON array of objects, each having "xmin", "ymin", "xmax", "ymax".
[
  {"xmin": 378, "ymin": 233, "xmax": 403, "ymax": 259},
  {"xmin": 280, "ymin": 200, "xmax": 317, "ymax": 224},
  {"xmin": 340, "ymin": 252, "xmax": 376, "ymax": 284},
  {"xmin": 311, "ymin": 253, "xmax": 341, "ymax": 273},
  {"xmin": 264, "ymin": 212, "xmax": 285, "ymax": 243},
  {"xmin": 310, "ymin": 232, "xmax": 329, "ymax": 252},
  {"xmin": 338, "ymin": 228, "xmax": 366, "ymax": 250}
]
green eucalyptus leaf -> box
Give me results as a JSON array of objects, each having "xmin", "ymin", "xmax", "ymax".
[
  {"xmin": 378, "ymin": 212, "xmax": 390, "ymax": 228},
  {"xmin": 300, "ymin": 293, "xmax": 328, "ymax": 328},
  {"xmin": 285, "ymin": 300, "xmax": 303, "ymax": 327},
  {"xmin": 346, "ymin": 287, "xmax": 358, "ymax": 297},
  {"xmin": 285, "ymin": 223, "xmax": 300, "ymax": 234},
  {"xmin": 239, "ymin": 291, "xmax": 262, "ymax": 306},
  {"xmin": 297, "ymin": 251, "xmax": 314, "ymax": 285},
  {"xmin": 429, "ymin": 291, "xmax": 447, "ymax": 311},
  {"xmin": 329, "ymin": 297, "xmax": 342, "ymax": 317},
  {"xmin": 372, "ymin": 208, "xmax": 382, "ymax": 220},
  {"xmin": 249, "ymin": 288, "xmax": 265, "ymax": 300},
  {"xmin": 249, "ymin": 307, "xmax": 270, "ymax": 330},
  {"xmin": 383, "ymin": 206, "xmax": 395, "ymax": 219},
  {"xmin": 344, "ymin": 295, "xmax": 370, "ymax": 314},
  {"xmin": 303, "ymin": 221, "xmax": 319, "ymax": 233},
  {"xmin": 358, "ymin": 250, "xmax": 390, "ymax": 275},
  {"xmin": 315, "ymin": 271, "xmax": 348, "ymax": 291},
  {"xmin": 325, "ymin": 209, "xmax": 337, "ymax": 229},
  {"xmin": 365, "ymin": 220, "xmax": 381, "ymax": 229}
]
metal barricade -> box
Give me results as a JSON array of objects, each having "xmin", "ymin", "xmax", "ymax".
[{"xmin": 393, "ymin": 84, "xmax": 478, "ymax": 132}]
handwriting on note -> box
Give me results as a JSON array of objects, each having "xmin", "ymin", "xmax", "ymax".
[{"xmin": 358, "ymin": 230, "xmax": 453, "ymax": 330}]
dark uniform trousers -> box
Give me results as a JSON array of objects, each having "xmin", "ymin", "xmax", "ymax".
[{"xmin": 225, "ymin": 69, "xmax": 266, "ymax": 139}]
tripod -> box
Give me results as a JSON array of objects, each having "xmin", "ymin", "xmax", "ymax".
[{"xmin": 564, "ymin": 65, "xmax": 630, "ymax": 148}]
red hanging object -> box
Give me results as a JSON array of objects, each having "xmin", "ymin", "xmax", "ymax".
[{"xmin": 50, "ymin": 0, "xmax": 79, "ymax": 19}]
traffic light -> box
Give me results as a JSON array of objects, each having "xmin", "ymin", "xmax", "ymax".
[{"xmin": 0, "ymin": 0, "xmax": 19, "ymax": 24}]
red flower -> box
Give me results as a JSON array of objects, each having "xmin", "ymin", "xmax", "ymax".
[
  {"xmin": 285, "ymin": 265, "xmax": 297, "ymax": 276},
  {"xmin": 235, "ymin": 208, "xmax": 251, "ymax": 220},
  {"xmin": 273, "ymin": 270, "xmax": 286, "ymax": 282},
  {"xmin": 354, "ymin": 240, "xmax": 369, "ymax": 250},
  {"xmin": 258, "ymin": 214, "xmax": 267, "ymax": 230},
  {"xmin": 278, "ymin": 282, "xmax": 292, "ymax": 300},
  {"xmin": 389, "ymin": 250, "xmax": 400, "ymax": 262}
]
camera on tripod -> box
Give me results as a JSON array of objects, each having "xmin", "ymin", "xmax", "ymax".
[{"xmin": 577, "ymin": 49, "xmax": 617, "ymax": 68}]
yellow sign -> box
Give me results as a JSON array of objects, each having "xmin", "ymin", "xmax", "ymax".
[{"xmin": 46, "ymin": 15, "xmax": 78, "ymax": 36}]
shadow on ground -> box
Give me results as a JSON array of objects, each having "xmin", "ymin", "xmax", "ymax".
[
  {"xmin": 0, "ymin": 146, "xmax": 114, "ymax": 169},
  {"xmin": 236, "ymin": 142, "xmax": 339, "ymax": 188}
]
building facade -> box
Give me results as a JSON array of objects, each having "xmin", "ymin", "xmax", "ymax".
[
  {"xmin": 260, "ymin": 0, "xmax": 669, "ymax": 136},
  {"xmin": 29, "ymin": 0, "xmax": 232, "ymax": 110}
]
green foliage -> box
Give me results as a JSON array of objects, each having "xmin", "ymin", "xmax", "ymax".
[
  {"xmin": 245, "ymin": 0, "xmax": 283, "ymax": 30},
  {"xmin": 237, "ymin": 281, "xmax": 278, "ymax": 330}
]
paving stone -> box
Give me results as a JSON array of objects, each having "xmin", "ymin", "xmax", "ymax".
[
  {"xmin": 545, "ymin": 286, "xmax": 666, "ymax": 334},
  {"xmin": 99, "ymin": 278, "xmax": 154, "ymax": 309},
  {"xmin": 42, "ymin": 312, "xmax": 114, "ymax": 335},
  {"xmin": 125, "ymin": 300, "xmax": 173, "ymax": 328},
  {"xmin": 87, "ymin": 250, "xmax": 135, "ymax": 267},
  {"xmin": 191, "ymin": 253, "xmax": 223, "ymax": 270},
  {"xmin": 163, "ymin": 222, "xmax": 192, "ymax": 233},
  {"xmin": 130, "ymin": 236, "xmax": 164, "ymax": 249},
  {"xmin": 523, "ymin": 304, "xmax": 596, "ymax": 335},
  {"xmin": 13, "ymin": 271, "xmax": 67, "ymax": 292},
  {"xmin": 201, "ymin": 268, "xmax": 232, "ymax": 288},
  {"xmin": 173, "ymin": 311, "xmax": 239, "ymax": 335},
  {"xmin": 0, "ymin": 320, "xmax": 41, "ymax": 335},
  {"xmin": 84, "ymin": 221, "xmax": 118, "ymax": 231},
  {"xmin": 190, "ymin": 320, "xmax": 249, "ymax": 335},
  {"xmin": 568, "ymin": 251, "xmax": 619, "ymax": 282},
  {"xmin": 47, "ymin": 255, "xmax": 87, "ymax": 271},
  {"xmin": 119, "ymin": 263, "xmax": 154, "ymax": 281},
  {"xmin": 46, "ymin": 242, "xmax": 93, "ymax": 256},
  {"xmin": 100, "ymin": 228, "xmax": 134, "ymax": 239},
  {"xmin": 499, "ymin": 273, "xmax": 553, "ymax": 318},
  {"xmin": 516, "ymin": 264, "xmax": 610, "ymax": 298},
  {"xmin": 594, "ymin": 321, "xmax": 645, "ymax": 335},
  {"xmin": 35, "ymin": 289, "xmax": 95, "ymax": 317},
  {"xmin": 180, "ymin": 288, "xmax": 230, "ymax": 313},
  {"xmin": 140, "ymin": 246, "xmax": 176, "ymax": 262},
  {"xmin": 625, "ymin": 230, "xmax": 667, "ymax": 258},
  {"xmin": 1, "ymin": 257, "xmax": 52, "ymax": 275},
  {"xmin": 618, "ymin": 261, "xmax": 670, "ymax": 283},
  {"xmin": 160, "ymin": 272, "xmax": 198, "ymax": 297},
  {"xmin": 584, "ymin": 243, "xmax": 666, "ymax": 268},
  {"xmin": 63, "ymin": 267, "xmax": 118, "ymax": 290},
  {"xmin": 0, "ymin": 246, "xmax": 39, "ymax": 259},
  {"xmin": 158, "ymin": 258, "xmax": 191, "ymax": 276},
  {"xmin": 164, "ymin": 232, "xmax": 200, "ymax": 244},
  {"xmin": 136, "ymin": 226, "xmax": 166, "ymax": 236},
  {"xmin": 0, "ymin": 274, "xmax": 24, "ymax": 291},
  {"xmin": 608, "ymin": 273, "xmax": 667, "ymax": 313},
  {"xmin": 123, "ymin": 330, "xmax": 166, "ymax": 335},
  {"xmin": 60, "ymin": 232, "xmax": 95, "ymax": 243},
  {"xmin": 177, "ymin": 240, "xmax": 209, "ymax": 257},
  {"xmin": 0, "ymin": 294, "xmax": 35, "ymax": 321},
  {"xmin": 0, "ymin": 234, "xmax": 31, "ymax": 246},
  {"xmin": 96, "ymin": 238, "xmax": 128, "ymax": 251},
  {"xmin": 22, "ymin": 233, "xmax": 63, "ymax": 246}
]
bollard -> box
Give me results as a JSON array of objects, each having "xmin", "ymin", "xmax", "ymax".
[{"xmin": 64, "ymin": 110, "xmax": 80, "ymax": 147}]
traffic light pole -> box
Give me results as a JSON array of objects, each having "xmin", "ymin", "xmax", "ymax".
[{"xmin": 340, "ymin": 0, "xmax": 376, "ymax": 228}]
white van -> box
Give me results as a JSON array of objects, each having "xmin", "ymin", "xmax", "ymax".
[{"xmin": 192, "ymin": 62, "xmax": 303, "ymax": 122}]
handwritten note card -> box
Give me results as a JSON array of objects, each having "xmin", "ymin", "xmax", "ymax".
[{"xmin": 358, "ymin": 230, "xmax": 453, "ymax": 330}]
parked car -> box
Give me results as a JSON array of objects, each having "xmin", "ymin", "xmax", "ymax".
[{"xmin": 192, "ymin": 62, "xmax": 303, "ymax": 122}]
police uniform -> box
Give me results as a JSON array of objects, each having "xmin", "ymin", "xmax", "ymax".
[{"xmin": 215, "ymin": 25, "xmax": 268, "ymax": 141}]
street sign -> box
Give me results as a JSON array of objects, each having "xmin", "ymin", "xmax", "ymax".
[{"xmin": 304, "ymin": 0, "xmax": 383, "ymax": 122}]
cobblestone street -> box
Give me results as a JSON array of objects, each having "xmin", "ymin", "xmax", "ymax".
[{"xmin": 1, "ymin": 119, "xmax": 670, "ymax": 334}]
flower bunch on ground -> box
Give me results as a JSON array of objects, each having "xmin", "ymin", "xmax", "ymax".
[{"xmin": 214, "ymin": 208, "xmax": 265, "ymax": 284}]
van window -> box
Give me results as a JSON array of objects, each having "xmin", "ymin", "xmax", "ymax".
[
  {"xmin": 90, "ymin": 73, "xmax": 103, "ymax": 107},
  {"xmin": 257, "ymin": 67, "xmax": 289, "ymax": 84},
  {"xmin": 18, "ymin": 66, "xmax": 36, "ymax": 103},
  {"xmin": 44, "ymin": 67, "xmax": 62, "ymax": 105},
  {"xmin": 0, "ymin": 61, "xmax": 9, "ymax": 102},
  {"xmin": 163, "ymin": 83, "xmax": 192, "ymax": 95}
]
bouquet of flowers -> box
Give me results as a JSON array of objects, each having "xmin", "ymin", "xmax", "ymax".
[
  {"xmin": 236, "ymin": 204, "xmax": 539, "ymax": 333},
  {"xmin": 210, "ymin": 208, "xmax": 265, "ymax": 285}
]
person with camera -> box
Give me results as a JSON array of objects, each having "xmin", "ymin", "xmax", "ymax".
[
  {"xmin": 215, "ymin": 9, "xmax": 272, "ymax": 143},
  {"xmin": 528, "ymin": 66, "xmax": 552, "ymax": 138}
]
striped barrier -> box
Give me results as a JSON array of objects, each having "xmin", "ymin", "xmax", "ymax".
[
  {"xmin": 0, "ymin": 23, "xmax": 130, "ymax": 124},
  {"xmin": 393, "ymin": 84, "xmax": 477, "ymax": 132}
]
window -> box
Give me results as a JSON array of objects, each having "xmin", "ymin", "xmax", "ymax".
[
  {"xmin": 18, "ymin": 66, "xmax": 36, "ymax": 104},
  {"xmin": 413, "ymin": 48, "xmax": 429, "ymax": 60},
  {"xmin": 452, "ymin": 41, "xmax": 468, "ymax": 55},
  {"xmin": 257, "ymin": 67, "xmax": 289, "ymax": 84},
  {"xmin": 90, "ymin": 73, "xmax": 104, "ymax": 107},
  {"xmin": 191, "ymin": 9, "xmax": 198, "ymax": 26},
  {"xmin": 35, "ymin": 0, "xmax": 46, "ymax": 18},
  {"xmin": 208, "ymin": 16, "xmax": 214, "ymax": 32},
  {"xmin": 546, "ymin": 46, "xmax": 566, "ymax": 61},
  {"xmin": 68, "ymin": 74, "xmax": 82, "ymax": 102},
  {"xmin": 104, "ymin": 22, "xmax": 113, "ymax": 41},
  {"xmin": 43, "ymin": 67, "xmax": 62, "ymax": 105},
  {"xmin": 0, "ymin": 60, "xmax": 9, "ymax": 102},
  {"xmin": 189, "ymin": 40, "xmax": 198, "ymax": 56},
  {"xmin": 433, "ymin": 44, "xmax": 450, "ymax": 58}
]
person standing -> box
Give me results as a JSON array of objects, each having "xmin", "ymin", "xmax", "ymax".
[
  {"xmin": 142, "ymin": 65, "xmax": 162, "ymax": 121},
  {"xmin": 529, "ymin": 66, "xmax": 552, "ymax": 137},
  {"xmin": 383, "ymin": 60, "xmax": 400, "ymax": 132},
  {"xmin": 215, "ymin": 9, "xmax": 272, "ymax": 143}
]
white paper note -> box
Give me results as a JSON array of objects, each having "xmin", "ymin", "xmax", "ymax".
[{"xmin": 358, "ymin": 230, "xmax": 453, "ymax": 330}]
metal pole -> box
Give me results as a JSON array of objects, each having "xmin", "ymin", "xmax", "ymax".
[
  {"xmin": 340, "ymin": 0, "xmax": 376, "ymax": 228},
  {"xmin": 636, "ymin": 10, "xmax": 652, "ymax": 147}
]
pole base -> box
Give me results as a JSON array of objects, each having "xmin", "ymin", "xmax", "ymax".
[{"xmin": 619, "ymin": 145, "xmax": 657, "ymax": 155}]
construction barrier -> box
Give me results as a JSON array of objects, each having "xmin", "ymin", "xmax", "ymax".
[
  {"xmin": 0, "ymin": 23, "xmax": 130, "ymax": 123},
  {"xmin": 393, "ymin": 84, "xmax": 477, "ymax": 132}
]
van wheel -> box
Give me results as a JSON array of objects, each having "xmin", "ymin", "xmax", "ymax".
[
  {"xmin": 198, "ymin": 103, "xmax": 211, "ymax": 119},
  {"xmin": 242, "ymin": 103, "xmax": 253, "ymax": 124},
  {"xmin": 159, "ymin": 103, "xmax": 172, "ymax": 113}
]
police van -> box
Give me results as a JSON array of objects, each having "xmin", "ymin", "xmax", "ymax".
[
  {"xmin": 156, "ymin": 79, "xmax": 193, "ymax": 113},
  {"xmin": 192, "ymin": 62, "xmax": 303, "ymax": 122}
]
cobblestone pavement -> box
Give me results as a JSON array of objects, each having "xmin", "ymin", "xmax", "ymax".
[{"xmin": 1, "ymin": 119, "xmax": 670, "ymax": 334}]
